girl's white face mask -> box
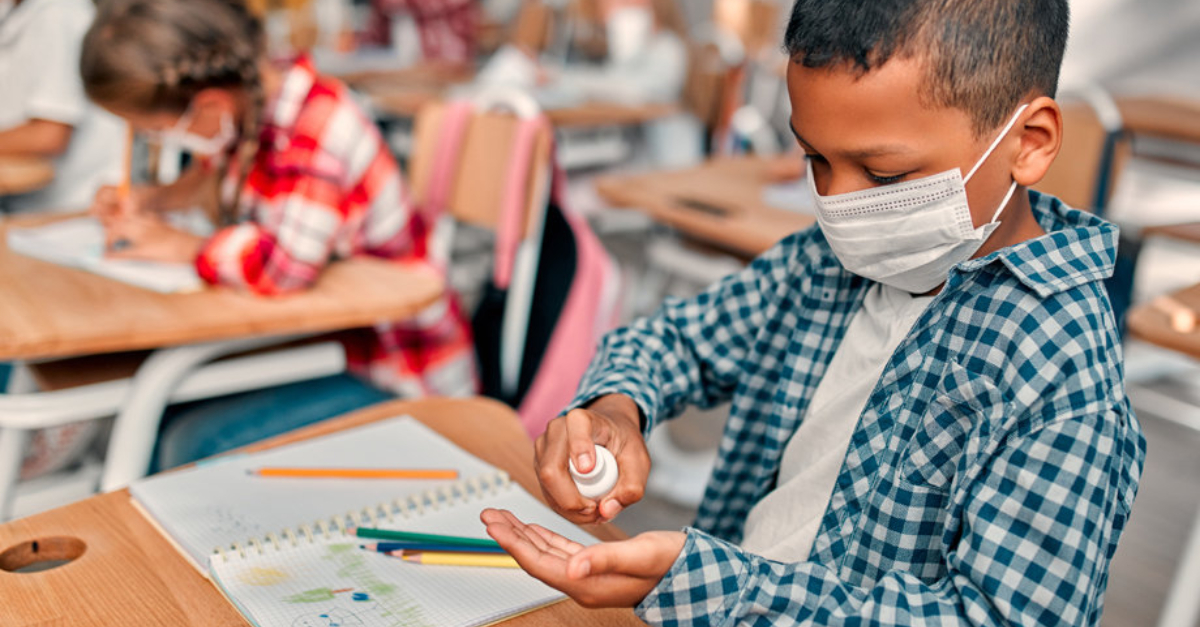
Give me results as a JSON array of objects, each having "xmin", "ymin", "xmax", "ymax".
[
  {"xmin": 807, "ymin": 104, "xmax": 1029, "ymax": 294},
  {"xmin": 151, "ymin": 102, "xmax": 238, "ymax": 158}
]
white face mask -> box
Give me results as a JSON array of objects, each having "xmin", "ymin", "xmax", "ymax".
[
  {"xmin": 154, "ymin": 102, "xmax": 238, "ymax": 158},
  {"xmin": 606, "ymin": 6, "xmax": 654, "ymax": 65},
  {"xmin": 808, "ymin": 104, "xmax": 1029, "ymax": 294}
]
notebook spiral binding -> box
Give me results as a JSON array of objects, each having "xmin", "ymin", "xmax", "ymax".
[{"xmin": 213, "ymin": 470, "xmax": 512, "ymax": 562}]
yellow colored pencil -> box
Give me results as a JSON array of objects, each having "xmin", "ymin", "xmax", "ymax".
[
  {"xmin": 400, "ymin": 551, "xmax": 520, "ymax": 569},
  {"xmin": 247, "ymin": 468, "xmax": 459, "ymax": 480}
]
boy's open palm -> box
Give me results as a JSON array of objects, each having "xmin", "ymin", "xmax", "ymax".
[{"xmin": 481, "ymin": 508, "xmax": 685, "ymax": 608}]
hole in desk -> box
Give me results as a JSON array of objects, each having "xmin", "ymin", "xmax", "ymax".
[{"xmin": 0, "ymin": 536, "xmax": 86, "ymax": 574}]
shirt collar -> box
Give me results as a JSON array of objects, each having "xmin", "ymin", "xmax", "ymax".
[
  {"xmin": 956, "ymin": 189, "xmax": 1119, "ymax": 298},
  {"xmin": 263, "ymin": 55, "xmax": 318, "ymax": 132}
]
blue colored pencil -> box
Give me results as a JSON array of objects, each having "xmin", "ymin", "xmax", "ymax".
[{"xmin": 360, "ymin": 541, "xmax": 508, "ymax": 555}]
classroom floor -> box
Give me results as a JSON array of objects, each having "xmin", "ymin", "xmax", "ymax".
[{"xmin": 615, "ymin": 373, "xmax": 1200, "ymax": 627}]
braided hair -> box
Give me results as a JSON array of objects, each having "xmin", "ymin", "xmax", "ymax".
[{"xmin": 81, "ymin": 0, "xmax": 267, "ymax": 226}]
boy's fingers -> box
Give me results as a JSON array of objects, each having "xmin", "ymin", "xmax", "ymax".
[
  {"xmin": 606, "ymin": 437, "xmax": 650, "ymax": 512},
  {"xmin": 526, "ymin": 523, "xmax": 585, "ymax": 556},
  {"xmin": 564, "ymin": 409, "xmax": 597, "ymax": 473},
  {"xmin": 536, "ymin": 419, "xmax": 595, "ymax": 520}
]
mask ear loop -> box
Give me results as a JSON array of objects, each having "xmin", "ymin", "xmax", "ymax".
[
  {"xmin": 964, "ymin": 104, "xmax": 1029, "ymax": 225},
  {"xmin": 963, "ymin": 104, "xmax": 1030, "ymax": 184}
]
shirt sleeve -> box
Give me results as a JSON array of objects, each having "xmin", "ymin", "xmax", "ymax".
[
  {"xmin": 636, "ymin": 410, "xmax": 1131, "ymax": 627},
  {"xmin": 19, "ymin": 2, "xmax": 91, "ymax": 125},
  {"xmin": 195, "ymin": 167, "xmax": 346, "ymax": 295},
  {"xmin": 566, "ymin": 236, "xmax": 798, "ymax": 432}
]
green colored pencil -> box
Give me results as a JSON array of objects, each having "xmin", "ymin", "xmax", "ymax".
[{"xmin": 352, "ymin": 527, "xmax": 503, "ymax": 549}]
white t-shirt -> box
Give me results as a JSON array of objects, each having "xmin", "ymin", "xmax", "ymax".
[
  {"xmin": 740, "ymin": 283, "xmax": 934, "ymax": 563},
  {"xmin": 0, "ymin": 0, "xmax": 126, "ymax": 213}
]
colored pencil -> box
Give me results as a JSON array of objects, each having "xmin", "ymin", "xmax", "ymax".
[
  {"xmin": 352, "ymin": 527, "xmax": 502, "ymax": 549},
  {"xmin": 246, "ymin": 468, "xmax": 459, "ymax": 480},
  {"xmin": 399, "ymin": 551, "xmax": 520, "ymax": 569},
  {"xmin": 118, "ymin": 125, "xmax": 133, "ymax": 200},
  {"xmin": 361, "ymin": 542, "xmax": 508, "ymax": 554}
]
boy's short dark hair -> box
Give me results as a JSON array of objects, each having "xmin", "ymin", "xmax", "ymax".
[{"xmin": 784, "ymin": 0, "xmax": 1069, "ymax": 135}]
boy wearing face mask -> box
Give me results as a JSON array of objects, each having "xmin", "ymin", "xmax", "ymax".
[
  {"xmin": 481, "ymin": 1, "xmax": 1147, "ymax": 625},
  {"xmin": 0, "ymin": 0, "xmax": 126, "ymax": 213}
]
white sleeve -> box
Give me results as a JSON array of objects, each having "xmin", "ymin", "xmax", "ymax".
[{"xmin": 19, "ymin": 1, "xmax": 93, "ymax": 126}]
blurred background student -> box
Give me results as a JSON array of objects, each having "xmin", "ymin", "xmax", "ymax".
[
  {"xmin": 0, "ymin": 0, "xmax": 127, "ymax": 214},
  {"xmin": 364, "ymin": 0, "xmax": 479, "ymax": 66},
  {"xmin": 79, "ymin": 0, "xmax": 474, "ymax": 469}
]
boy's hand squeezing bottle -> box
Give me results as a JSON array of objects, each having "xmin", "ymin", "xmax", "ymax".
[{"xmin": 534, "ymin": 394, "xmax": 650, "ymax": 525}]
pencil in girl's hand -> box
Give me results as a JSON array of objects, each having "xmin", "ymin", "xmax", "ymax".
[
  {"xmin": 118, "ymin": 125, "xmax": 134, "ymax": 200},
  {"xmin": 246, "ymin": 467, "xmax": 459, "ymax": 480}
]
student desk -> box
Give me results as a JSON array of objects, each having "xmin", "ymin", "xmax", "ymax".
[
  {"xmin": 0, "ymin": 397, "xmax": 645, "ymax": 627},
  {"xmin": 594, "ymin": 156, "xmax": 816, "ymax": 258},
  {"xmin": 1127, "ymin": 284, "xmax": 1200, "ymax": 627},
  {"xmin": 1144, "ymin": 222, "xmax": 1200, "ymax": 246},
  {"xmin": 0, "ymin": 156, "xmax": 54, "ymax": 197},
  {"xmin": 368, "ymin": 84, "xmax": 680, "ymax": 129},
  {"xmin": 0, "ymin": 213, "xmax": 445, "ymax": 502},
  {"xmin": 342, "ymin": 65, "xmax": 680, "ymax": 130}
]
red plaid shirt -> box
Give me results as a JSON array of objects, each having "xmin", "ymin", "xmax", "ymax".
[
  {"xmin": 196, "ymin": 57, "xmax": 475, "ymax": 397},
  {"xmin": 366, "ymin": 0, "xmax": 477, "ymax": 64}
]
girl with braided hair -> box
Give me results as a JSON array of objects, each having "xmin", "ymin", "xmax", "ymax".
[{"xmin": 81, "ymin": 0, "xmax": 475, "ymax": 468}]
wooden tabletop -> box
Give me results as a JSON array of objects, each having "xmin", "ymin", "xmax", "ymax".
[
  {"xmin": 354, "ymin": 66, "xmax": 680, "ymax": 129},
  {"xmin": 0, "ymin": 397, "xmax": 644, "ymax": 626},
  {"xmin": 1144, "ymin": 222, "xmax": 1200, "ymax": 245},
  {"xmin": 0, "ymin": 156, "xmax": 55, "ymax": 196},
  {"xmin": 1128, "ymin": 284, "xmax": 1200, "ymax": 360},
  {"xmin": 1116, "ymin": 96, "xmax": 1200, "ymax": 144},
  {"xmin": 0, "ymin": 214, "xmax": 445, "ymax": 361},
  {"xmin": 595, "ymin": 156, "xmax": 816, "ymax": 258}
]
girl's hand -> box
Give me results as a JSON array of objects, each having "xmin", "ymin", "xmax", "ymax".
[
  {"xmin": 481, "ymin": 508, "xmax": 685, "ymax": 608},
  {"xmin": 535, "ymin": 395, "xmax": 650, "ymax": 524},
  {"xmin": 104, "ymin": 213, "xmax": 204, "ymax": 264},
  {"xmin": 90, "ymin": 185, "xmax": 158, "ymax": 225}
]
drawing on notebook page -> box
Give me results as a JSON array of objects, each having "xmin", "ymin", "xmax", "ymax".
[{"xmin": 291, "ymin": 607, "xmax": 366, "ymax": 627}]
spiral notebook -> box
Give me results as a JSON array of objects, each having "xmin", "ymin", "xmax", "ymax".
[
  {"xmin": 130, "ymin": 416, "xmax": 596, "ymax": 627},
  {"xmin": 6, "ymin": 215, "xmax": 206, "ymax": 293}
]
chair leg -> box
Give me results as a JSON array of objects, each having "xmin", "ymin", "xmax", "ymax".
[
  {"xmin": 99, "ymin": 336, "xmax": 306, "ymax": 492},
  {"xmin": 0, "ymin": 362, "xmax": 37, "ymax": 520},
  {"xmin": 0, "ymin": 428, "xmax": 29, "ymax": 522},
  {"xmin": 1159, "ymin": 503, "xmax": 1200, "ymax": 627}
]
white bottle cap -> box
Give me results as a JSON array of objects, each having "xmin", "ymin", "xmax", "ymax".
[{"xmin": 568, "ymin": 444, "xmax": 618, "ymax": 500}]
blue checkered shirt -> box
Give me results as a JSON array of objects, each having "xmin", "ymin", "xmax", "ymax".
[{"xmin": 570, "ymin": 191, "xmax": 1146, "ymax": 626}]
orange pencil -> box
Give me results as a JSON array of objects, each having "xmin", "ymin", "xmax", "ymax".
[
  {"xmin": 247, "ymin": 468, "xmax": 459, "ymax": 480},
  {"xmin": 118, "ymin": 125, "xmax": 134, "ymax": 199}
]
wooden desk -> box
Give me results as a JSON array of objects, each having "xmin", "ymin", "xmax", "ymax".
[
  {"xmin": 595, "ymin": 156, "xmax": 816, "ymax": 258},
  {"xmin": 0, "ymin": 398, "xmax": 645, "ymax": 626},
  {"xmin": 354, "ymin": 67, "xmax": 680, "ymax": 130},
  {"xmin": 0, "ymin": 156, "xmax": 54, "ymax": 196},
  {"xmin": 1144, "ymin": 222, "xmax": 1200, "ymax": 246},
  {"xmin": 1126, "ymin": 286, "xmax": 1200, "ymax": 627},
  {"xmin": 1127, "ymin": 284, "xmax": 1200, "ymax": 360},
  {"xmin": 0, "ymin": 212, "xmax": 445, "ymax": 497},
  {"xmin": 0, "ymin": 214, "xmax": 444, "ymax": 361}
]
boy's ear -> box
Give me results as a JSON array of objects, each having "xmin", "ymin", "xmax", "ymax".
[{"xmin": 1012, "ymin": 96, "xmax": 1062, "ymax": 188}]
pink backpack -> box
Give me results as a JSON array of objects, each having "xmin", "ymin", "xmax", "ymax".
[{"xmin": 418, "ymin": 95, "xmax": 623, "ymax": 438}]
